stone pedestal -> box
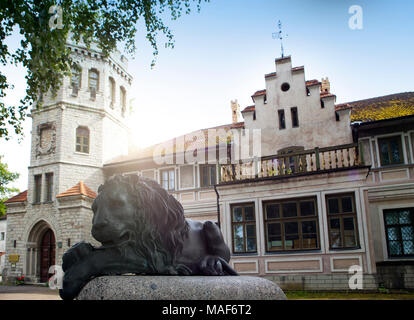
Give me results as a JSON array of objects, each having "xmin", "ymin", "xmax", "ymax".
[{"xmin": 77, "ymin": 275, "xmax": 287, "ymax": 300}]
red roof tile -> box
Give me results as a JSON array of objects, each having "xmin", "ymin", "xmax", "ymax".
[
  {"xmin": 265, "ymin": 72, "xmax": 276, "ymax": 78},
  {"xmin": 251, "ymin": 89, "xmax": 266, "ymax": 98},
  {"xmin": 292, "ymin": 66, "xmax": 304, "ymax": 72},
  {"xmin": 241, "ymin": 105, "xmax": 256, "ymax": 113},
  {"xmin": 56, "ymin": 181, "xmax": 97, "ymax": 199},
  {"xmin": 306, "ymin": 79, "xmax": 321, "ymax": 87},
  {"xmin": 231, "ymin": 121, "xmax": 245, "ymax": 129},
  {"xmin": 4, "ymin": 190, "xmax": 27, "ymax": 204}
]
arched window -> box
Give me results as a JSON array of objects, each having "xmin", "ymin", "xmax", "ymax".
[
  {"xmin": 76, "ymin": 126, "xmax": 90, "ymax": 154},
  {"xmin": 88, "ymin": 69, "xmax": 99, "ymax": 92},
  {"xmin": 109, "ymin": 77, "xmax": 115, "ymax": 107},
  {"xmin": 120, "ymin": 86, "xmax": 126, "ymax": 116}
]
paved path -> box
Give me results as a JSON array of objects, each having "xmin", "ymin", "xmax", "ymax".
[{"xmin": 0, "ymin": 285, "xmax": 61, "ymax": 300}]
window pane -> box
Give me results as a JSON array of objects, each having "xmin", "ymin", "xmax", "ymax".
[
  {"xmin": 284, "ymin": 222, "xmax": 299, "ymax": 249},
  {"xmin": 330, "ymin": 218, "xmax": 341, "ymax": 248},
  {"xmin": 389, "ymin": 241, "xmax": 402, "ymax": 256},
  {"xmin": 300, "ymin": 201, "xmax": 315, "ymax": 216},
  {"xmin": 379, "ymin": 141, "xmax": 390, "ymax": 165},
  {"xmin": 246, "ymin": 237, "xmax": 257, "ymax": 252},
  {"xmin": 246, "ymin": 224, "xmax": 257, "ymax": 251},
  {"xmin": 302, "ymin": 220, "xmax": 318, "ymax": 249},
  {"xmin": 76, "ymin": 144, "xmax": 81, "ymax": 152},
  {"xmin": 387, "ymin": 227, "xmax": 400, "ymax": 241},
  {"xmin": 401, "ymin": 226, "xmax": 414, "ymax": 241},
  {"xmin": 266, "ymin": 204, "xmax": 280, "ymax": 219},
  {"xmin": 169, "ymin": 170, "xmax": 175, "ymax": 190},
  {"xmin": 403, "ymin": 241, "xmax": 414, "ymax": 255},
  {"xmin": 328, "ymin": 198, "xmax": 339, "ymax": 214},
  {"xmin": 245, "ymin": 224, "xmax": 256, "ymax": 238},
  {"xmin": 210, "ymin": 165, "xmax": 216, "ymax": 185},
  {"xmin": 399, "ymin": 210, "xmax": 412, "ymax": 224},
  {"xmin": 343, "ymin": 217, "xmax": 357, "ymax": 247},
  {"xmin": 385, "ymin": 212, "xmax": 399, "ymax": 225},
  {"xmin": 232, "ymin": 207, "xmax": 243, "ymax": 222},
  {"xmin": 267, "ymin": 223, "xmax": 282, "ymax": 250},
  {"xmin": 282, "ymin": 202, "xmax": 297, "ymax": 217},
  {"xmin": 233, "ymin": 225, "xmax": 244, "ymax": 252},
  {"xmin": 244, "ymin": 206, "xmax": 255, "ymax": 221},
  {"xmin": 389, "ymin": 139, "xmax": 401, "ymax": 163},
  {"xmin": 342, "ymin": 196, "xmax": 353, "ymax": 213}
]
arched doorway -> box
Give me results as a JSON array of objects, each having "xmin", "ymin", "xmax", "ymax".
[
  {"xmin": 40, "ymin": 229, "xmax": 56, "ymax": 282},
  {"xmin": 26, "ymin": 221, "xmax": 56, "ymax": 283}
]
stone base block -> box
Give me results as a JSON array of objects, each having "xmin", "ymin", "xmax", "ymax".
[{"xmin": 77, "ymin": 275, "xmax": 287, "ymax": 300}]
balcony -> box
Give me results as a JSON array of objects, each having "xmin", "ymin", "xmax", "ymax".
[{"xmin": 219, "ymin": 143, "xmax": 364, "ymax": 184}]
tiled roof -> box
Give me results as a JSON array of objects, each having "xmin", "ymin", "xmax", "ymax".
[
  {"xmin": 265, "ymin": 72, "xmax": 276, "ymax": 78},
  {"xmin": 251, "ymin": 89, "xmax": 266, "ymax": 98},
  {"xmin": 56, "ymin": 181, "xmax": 97, "ymax": 199},
  {"xmin": 306, "ymin": 79, "xmax": 321, "ymax": 87},
  {"xmin": 343, "ymin": 92, "xmax": 414, "ymax": 122},
  {"xmin": 4, "ymin": 190, "xmax": 27, "ymax": 204},
  {"xmin": 320, "ymin": 92, "xmax": 336, "ymax": 99},
  {"xmin": 241, "ymin": 105, "xmax": 255, "ymax": 113},
  {"xmin": 231, "ymin": 121, "xmax": 245, "ymax": 129},
  {"xmin": 292, "ymin": 66, "xmax": 304, "ymax": 72}
]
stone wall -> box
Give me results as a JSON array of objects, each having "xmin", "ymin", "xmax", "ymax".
[
  {"xmin": 376, "ymin": 262, "xmax": 414, "ymax": 289},
  {"xmin": 265, "ymin": 273, "xmax": 378, "ymax": 291}
]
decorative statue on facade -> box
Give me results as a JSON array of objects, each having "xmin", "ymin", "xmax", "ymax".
[{"xmin": 59, "ymin": 174, "xmax": 237, "ymax": 300}]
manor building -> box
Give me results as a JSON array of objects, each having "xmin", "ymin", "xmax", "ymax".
[{"xmin": 3, "ymin": 51, "xmax": 414, "ymax": 290}]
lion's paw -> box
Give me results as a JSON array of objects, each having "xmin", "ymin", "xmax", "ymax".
[
  {"xmin": 198, "ymin": 255, "xmax": 225, "ymax": 276},
  {"xmin": 62, "ymin": 242, "xmax": 94, "ymax": 272}
]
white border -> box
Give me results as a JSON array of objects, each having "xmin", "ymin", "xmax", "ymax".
[
  {"xmin": 231, "ymin": 259, "xmax": 259, "ymax": 274},
  {"xmin": 330, "ymin": 255, "xmax": 362, "ymax": 272},
  {"xmin": 265, "ymin": 257, "xmax": 323, "ymax": 274}
]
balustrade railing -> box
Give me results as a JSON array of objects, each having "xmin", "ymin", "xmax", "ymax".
[{"xmin": 219, "ymin": 143, "xmax": 362, "ymax": 183}]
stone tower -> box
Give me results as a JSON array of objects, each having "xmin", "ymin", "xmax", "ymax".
[
  {"xmin": 3, "ymin": 38, "xmax": 133, "ymax": 283},
  {"xmin": 231, "ymin": 99, "xmax": 240, "ymax": 124}
]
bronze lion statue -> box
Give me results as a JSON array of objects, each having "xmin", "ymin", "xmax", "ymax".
[{"xmin": 59, "ymin": 174, "xmax": 237, "ymax": 300}]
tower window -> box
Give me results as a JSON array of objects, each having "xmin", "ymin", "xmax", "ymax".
[
  {"xmin": 76, "ymin": 126, "xmax": 90, "ymax": 154},
  {"xmin": 71, "ymin": 65, "xmax": 81, "ymax": 90},
  {"xmin": 109, "ymin": 77, "xmax": 115, "ymax": 108},
  {"xmin": 88, "ymin": 69, "xmax": 99, "ymax": 93},
  {"xmin": 291, "ymin": 107, "xmax": 299, "ymax": 128},
  {"xmin": 321, "ymin": 99, "xmax": 325, "ymax": 108},
  {"xmin": 34, "ymin": 174, "xmax": 42, "ymax": 204},
  {"xmin": 278, "ymin": 110, "xmax": 286, "ymax": 130},
  {"xmin": 45, "ymin": 172, "xmax": 54, "ymax": 202},
  {"xmin": 120, "ymin": 86, "xmax": 126, "ymax": 117}
]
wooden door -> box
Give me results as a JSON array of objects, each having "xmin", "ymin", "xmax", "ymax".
[{"xmin": 40, "ymin": 229, "xmax": 56, "ymax": 282}]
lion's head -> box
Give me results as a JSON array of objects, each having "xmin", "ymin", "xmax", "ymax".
[{"xmin": 91, "ymin": 174, "xmax": 190, "ymax": 274}]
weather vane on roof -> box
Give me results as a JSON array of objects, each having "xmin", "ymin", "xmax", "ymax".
[{"xmin": 272, "ymin": 20, "xmax": 288, "ymax": 58}]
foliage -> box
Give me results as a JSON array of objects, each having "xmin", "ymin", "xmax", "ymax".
[
  {"xmin": 0, "ymin": 155, "xmax": 20, "ymax": 216},
  {"xmin": 0, "ymin": 0, "xmax": 209, "ymax": 140}
]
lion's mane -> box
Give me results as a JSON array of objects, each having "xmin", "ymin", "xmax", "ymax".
[{"xmin": 97, "ymin": 174, "xmax": 190, "ymax": 275}]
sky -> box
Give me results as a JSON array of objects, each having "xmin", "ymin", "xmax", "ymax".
[{"xmin": 1, "ymin": 0, "xmax": 413, "ymax": 192}]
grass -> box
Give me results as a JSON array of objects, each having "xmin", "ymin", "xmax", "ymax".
[{"xmin": 285, "ymin": 290, "xmax": 414, "ymax": 300}]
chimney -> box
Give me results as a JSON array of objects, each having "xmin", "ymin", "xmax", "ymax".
[
  {"xmin": 231, "ymin": 100, "xmax": 240, "ymax": 124},
  {"xmin": 321, "ymin": 77, "xmax": 330, "ymax": 93}
]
